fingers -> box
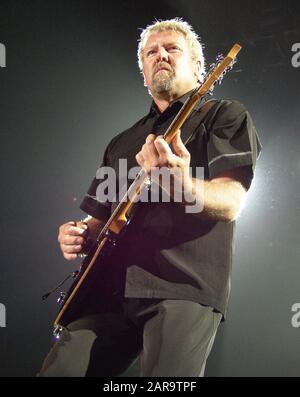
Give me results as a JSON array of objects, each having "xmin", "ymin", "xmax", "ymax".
[
  {"xmin": 153, "ymin": 135, "xmax": 173, "ymax": 162},
  {"xmin": 136, "ymin": 134, "xmax": 159, "ymax": 173},
  {"xmin": 145, "ymin": 134, "xmax": 160, "ymax": 160},
  {"xmin": 63, "ymin": 253, "xmax": 78, "ymax": 261},
  {"xmin": 62, "ymin": 234, "xmax": 86, "ymax": 245},
  {"xmin": 171, "ymin": 130, "xmax": 190, "ymax": 161},
  {"xmin": 58, "ymin": 221, "xmax": 89, "ymax": 261},
  {"xmin": 136, "ymin": 131, "xmax": 191, "ymax": 174},
  {"xmin": 60, "ymin": 222, "xmax": 87, "ymax": 236},
  {"xmin": 136, "ymin": 134, "xmax": 171, "ymax": 171},
  {"xmin": 61, "ymin": 243, "xmax": 83, "ymax": 255},
  {"xmin": 146, "ymin": 134, "xmax": 156, "ymax": 144},
  {"xmin": 135, "ymin": 151, "xmax": 145, "ymax": 168}
]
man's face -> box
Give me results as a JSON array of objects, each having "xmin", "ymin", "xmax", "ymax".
[{"xmin": 142, "ymin": 30, "xmax": 199, "ymax": 98}]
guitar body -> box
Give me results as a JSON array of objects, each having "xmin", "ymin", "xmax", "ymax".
[{"xmin": 54, "ymin": 229, "xmax": 123, "ymax": 329}]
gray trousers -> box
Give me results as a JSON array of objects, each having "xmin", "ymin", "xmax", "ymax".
[{"xmin": 39, "ymin": 299, "xmax": 221, "ymax": 377}]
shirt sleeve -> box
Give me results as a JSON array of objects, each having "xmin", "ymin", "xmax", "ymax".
[
  {"xmin": 79, "ymin": 144, "xmax": 112, "ymax": 222},
  {"xmin": 206, "ymin": 100, "xmax": 262, "ymax": 188}
]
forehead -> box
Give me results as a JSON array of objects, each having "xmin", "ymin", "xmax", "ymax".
[{"xmin": 144, "ymin": 30, "xmax": 187, "ymax": 48}]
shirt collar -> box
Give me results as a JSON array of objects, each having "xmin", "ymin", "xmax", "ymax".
[{"xmin": 149, "ymin": 88, "xmax": 207, "ymax": 117}]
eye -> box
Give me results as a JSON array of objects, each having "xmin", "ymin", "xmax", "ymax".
[
  {"xmin": 168, "ymin": 46, "xmax": 181, "ymax": 52},
  {"xmin": 146, "ymin": 49, "xmax": 156, "ymax": 57}
]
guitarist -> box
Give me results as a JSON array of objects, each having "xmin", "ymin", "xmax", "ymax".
[{"xmin": 39, "ymin": 18, "xmax": 261, "ymax": 377}]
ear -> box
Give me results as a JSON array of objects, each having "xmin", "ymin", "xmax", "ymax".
[
  {"xmin": 194, "ymin": 60, "xmax": 201, "ymax": 81},
  {"xmin": 141, "ymin": 66, "xmax": 148, "ymax": 88},
  {"xmin": 143, "ymin": 73, "xmax": 148, "ymax": 88}
]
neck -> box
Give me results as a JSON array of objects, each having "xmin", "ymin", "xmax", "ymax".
[
  {"xmin": 152, "ymin": 84, "xmax": 198, "ymax": 113},
  {"xmin": 153, "ymin": 95, "xmax": 174, "ymax": 113}
]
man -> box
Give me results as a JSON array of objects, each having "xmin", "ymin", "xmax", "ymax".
[{"xmin": 39, "ymin": 18, "xmax": 261, "ymax": 377}]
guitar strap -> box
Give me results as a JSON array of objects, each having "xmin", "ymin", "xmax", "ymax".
[{"xmin": 182, "ymin": 98, "xmax": 218, "ymax": 146}]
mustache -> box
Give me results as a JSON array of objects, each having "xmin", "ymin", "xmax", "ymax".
[{"xmin": 153, "ymin": 63, "xmax": 173, "ymax": 75}]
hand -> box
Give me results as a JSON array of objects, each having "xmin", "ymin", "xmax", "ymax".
[
  {"xmin": 135, "ymin": 131, "xmax": 193, "ymax": 199},
  {"xmin": 58, "ymin": 221, "xmax": 88, "ymax": 261}
]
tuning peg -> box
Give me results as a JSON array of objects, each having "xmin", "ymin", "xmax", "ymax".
[
  {"xmin": 228, "ymin": 58, "xmax": 237, "ymax": 70},
  {"xmin": 208, "ymin": 63, "xmax": 216, "ymax": 74}
]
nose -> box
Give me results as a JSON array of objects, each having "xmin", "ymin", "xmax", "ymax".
[{"xmin": 156, "ymin": 47, "xmax": 169, "ymax": 62}]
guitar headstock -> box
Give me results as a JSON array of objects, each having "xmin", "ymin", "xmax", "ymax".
[{"xmin": 197, "ymin": 43, "xmax": 242, "ymax": 97}]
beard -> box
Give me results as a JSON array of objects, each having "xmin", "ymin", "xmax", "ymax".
[{"xmin": 151, "ymin": 69, "xmax": 176, "ymax": 94}]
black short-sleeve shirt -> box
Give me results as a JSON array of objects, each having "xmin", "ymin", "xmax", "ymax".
[{"xmin": 80, "ymin": 92, "xmax": 261, "ymax": 318}]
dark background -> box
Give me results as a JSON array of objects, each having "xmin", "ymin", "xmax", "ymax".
[{"xmin": 0, "ymin": 0, "xmax": 299, "ymax": 376}]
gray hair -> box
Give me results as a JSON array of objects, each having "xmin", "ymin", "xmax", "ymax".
[{"xmin": 137, "ymin": 18, "xmax": 206, "ymax": 81}]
